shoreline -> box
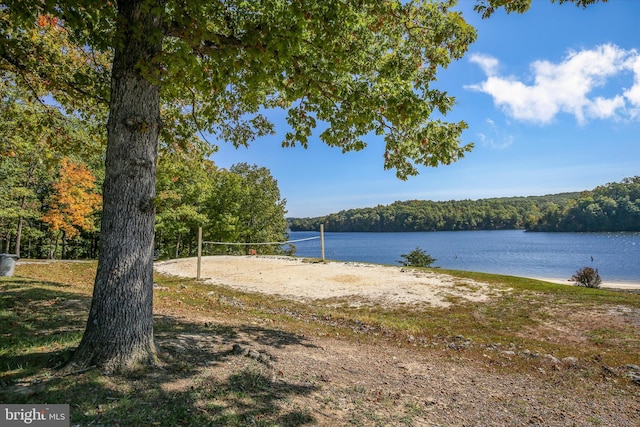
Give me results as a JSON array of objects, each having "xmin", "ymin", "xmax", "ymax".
[
  {"xmin": 527, "ymin": 276, "xmax": 640, "ymax": 290},
  {"xmin": 311, "ymin": 257, "xmax": 640, "ymax": 290}
]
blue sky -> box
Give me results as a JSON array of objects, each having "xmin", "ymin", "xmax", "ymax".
[{"xmin": 212, "ymin": 0, "xmax": 640, "ymax": 218}]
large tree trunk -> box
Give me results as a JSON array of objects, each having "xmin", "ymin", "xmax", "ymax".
[{"xmin": 70, "ymin": 0, "xmax": 165, "ymax": 371}]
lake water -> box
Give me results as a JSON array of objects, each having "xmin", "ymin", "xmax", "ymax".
[{"xmin": 287, "ymin": 230, "xmax": 640, "ymax": 284}]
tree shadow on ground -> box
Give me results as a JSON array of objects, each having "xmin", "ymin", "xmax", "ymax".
[
  {"xmin": 1, "ymin": 278, "xmax": 320, "ymax": 426},
  {"xmin": 0, "ymin": 279, "xmax": 90, "ymax": 379}
]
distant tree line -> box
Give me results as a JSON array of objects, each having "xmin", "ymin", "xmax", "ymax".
[
  {"xmin": 527, "ymin": 177, "xmax": 640, "ymax": 232},
  {"xmin": 288, "ymin": 177, "xmax": 640, "ymax": 233},
  {"xmin": 288, "ymin": 194, "xmax": 579, "ymax": 232}
]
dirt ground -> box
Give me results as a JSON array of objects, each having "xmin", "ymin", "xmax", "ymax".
[
  {"xmin": 153, "ymin": 256, "xmax": 640, "ymax": 426},
  {"xmin": 152, "ymin": 311, "xmax": 640, "ymax": 426}
]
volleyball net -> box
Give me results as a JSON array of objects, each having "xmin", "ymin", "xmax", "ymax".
[
  {"xmin": 200, "ymin": 235, "xmax": 320, "ymax": 256},
  {"xmin": 196, "ymin": 226, "xmax": 326, "ymax": 279},
  {"xmin": 201, "ymin": 235, "xmax": 320, "ymax": 247}
]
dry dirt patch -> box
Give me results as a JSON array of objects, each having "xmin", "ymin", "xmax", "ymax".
[
  {"xmin": 149, "ymin": 315, "xmax": 640, "ymax": 427},
  {"xmin": 155, "ymin": 255, "xmax": 500, "ymax": 307},
  {"xmin": 520, "ymin": 303, "xmax": 640, "ymax": 346}
]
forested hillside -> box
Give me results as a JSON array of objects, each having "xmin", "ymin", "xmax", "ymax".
[
  {"xmin": 288, "ymin": 177, "xmax": 640, "ymax": 232},
  {"xmin": 527, "ymin": 177, "xmax": 640, "ymax": 232},
  {"xmin": 288, "ymin": 193, "xmax": 578, "ymax": 232}
]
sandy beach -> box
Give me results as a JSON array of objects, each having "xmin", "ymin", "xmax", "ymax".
[
  {"xmin": 155, "ymin": 255, "xmax": 503, "ymax": 307},
  {"xmin": 154, "ymin": 255, "xmax": 640, "ymax": 307}
]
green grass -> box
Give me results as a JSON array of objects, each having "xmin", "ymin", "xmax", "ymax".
[{"xmin": 2, "ymin": 260, "xmax": 640, "ymax": 426}]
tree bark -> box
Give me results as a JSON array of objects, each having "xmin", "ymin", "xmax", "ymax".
[
  {"xmin": 70, "ymin": 0, "xmax": 165, "ymax": 371},
  {"xmin": 61, "ymin": 231, "xmax": 66, "ymax": 260},
  {"xmin": 15, "ymin": 216, "xmax": 23, "ymax": 257},
  {"xmin": 15, "ymin": 163, "xmax": 36, "ymax": 258},
  {"xmin": 50, "ymin": 235, "xmax": 57, "ymax": 260}
]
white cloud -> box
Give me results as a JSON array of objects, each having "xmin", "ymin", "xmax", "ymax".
[
  {"xmin": 588, "ymin": 96, "xmax": 626, "ymax": 119},
  {"xmin": 467, "ymin": 44, "xmax": 640, "ymax": 124},
  {"xmin": 469, "ymin": 53, "xmax": 500, "ymax": 76},
  {"xmin": 623, "ymin": 55, "xmax": 640, "ymax": 119},
  {"xmin": 476, "ymin": 118, "xmax": 513, "ymax": 150}
]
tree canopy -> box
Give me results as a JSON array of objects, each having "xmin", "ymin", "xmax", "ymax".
[
  {"xmin": 3, "ymin": 0, "xmax": 482, "ymax": 178},
  {"xmin": 41, "ymin": 157, "xmax": 102, "ymax": 258},
  {"xmin": 155, "ymin": 153, "xmax": 289, "ymax": 259},
  {"xmin": 473, "ymin": 0, "xmax": 605, "ymax": 19},
  {"xmin": 0, "ymin": 62, "xmax": 105, "ymax": 258}
]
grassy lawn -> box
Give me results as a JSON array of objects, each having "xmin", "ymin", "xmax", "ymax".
[{"xmin": 1, "ymin": 260, "xmax": 639, "ymax": 426}]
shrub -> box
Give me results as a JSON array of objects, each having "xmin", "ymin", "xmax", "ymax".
[
  {"xmin": 571, "ymin": 266, "xmax": 602, "ymax": 288},
  {"xmin": 398, "ymin": 247, "xmax": 437, "ymax": 268}
]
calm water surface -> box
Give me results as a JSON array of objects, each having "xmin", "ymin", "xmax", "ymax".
[{"xmin": 288, "ymin": 230, "xmax": 640, "ymax": 284}]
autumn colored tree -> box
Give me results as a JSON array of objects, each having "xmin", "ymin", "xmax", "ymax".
[
  {"xmin": 0, "ymin": 107, "xmax": 104, "ymax": 258},
  {"xmin": 0, "ymin": 10, "xmax": 107, "ymax": 257},
  {"xmin": 42, "ymin": 158, "xmax": 102, "ymax": 259},
  {"xmin": 2, "ymin": 0, "xmax": 603, "ymax": 371}
]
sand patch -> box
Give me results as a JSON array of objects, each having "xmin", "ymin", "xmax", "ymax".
[{"xmin": 155, "ymin": 255, "xmax": 499, "ymax": 308}]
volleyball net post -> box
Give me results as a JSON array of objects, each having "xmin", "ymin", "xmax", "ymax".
[
  {"xmin": 320, "ymin": 223, "xmax": 325, "ymax": 262},
  {"xmin": 195, "ymin": 226, "xmax": 324, "ymax": 278},
  {"xmin": 197, "ymin": 226, "xmax": 202, "ymax": 280}
]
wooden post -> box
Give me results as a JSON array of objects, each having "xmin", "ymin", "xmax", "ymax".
[
  {"xmin": 197, "ymin": 226, "xmax": 202, "ymax": 280},
  {"xmin": 320, "ymin": 223, "xmax": 325, "ymax": 262}
]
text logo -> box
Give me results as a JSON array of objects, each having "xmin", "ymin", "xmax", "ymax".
[{"xmin": 1, "ymin": 405, "xmax": 69, "ymax": 426}]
